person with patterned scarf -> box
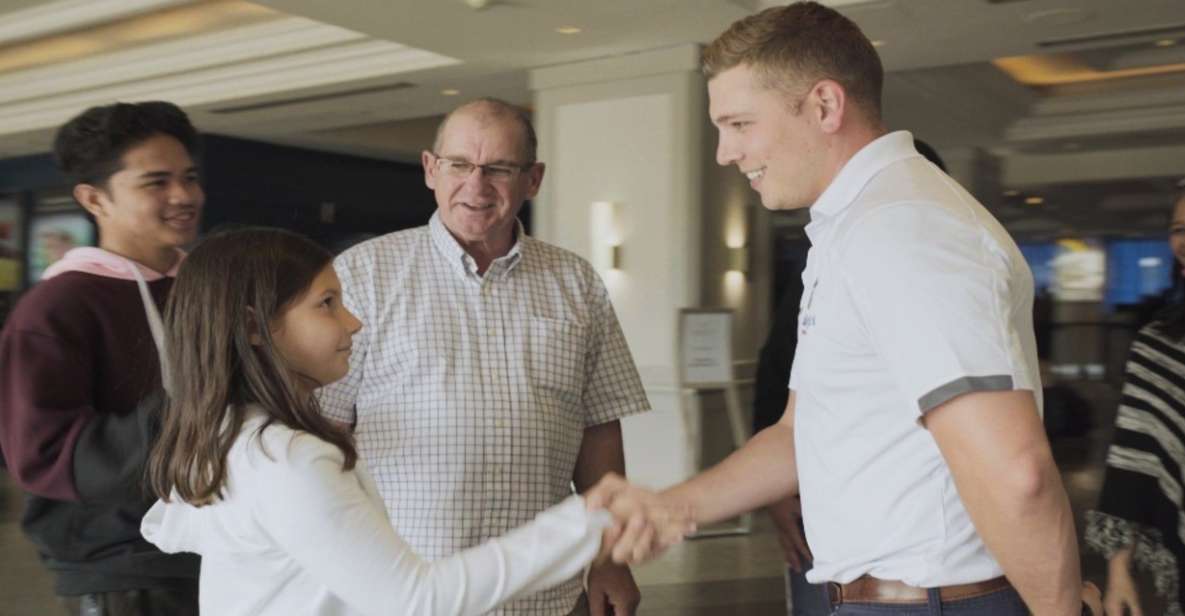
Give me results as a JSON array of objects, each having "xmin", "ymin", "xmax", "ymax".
[{"xmin": 1087, "ymin": 188, "xmax": 1185, "ymax": 616}]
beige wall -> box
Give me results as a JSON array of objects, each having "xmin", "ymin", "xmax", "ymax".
[{"xmin": 531, "ymin": 45, "xmax": 772, "ymax": 489}]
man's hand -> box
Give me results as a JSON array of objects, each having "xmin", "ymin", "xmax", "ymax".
[
  {"xmin": 766, "ymin": 494, "xmax": 812, "ymax": 572},
  {"xmin": 585, "ymin": 473, "xmax": 695, "ymax": 565},
  {"xmin": 586, "ymin": 562, "xmax": 640, "ymax": 616}
]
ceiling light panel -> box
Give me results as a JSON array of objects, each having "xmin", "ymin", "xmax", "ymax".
[{"xmin": 0, "ymin": 0, "xmax": 281, "ymax": 75}]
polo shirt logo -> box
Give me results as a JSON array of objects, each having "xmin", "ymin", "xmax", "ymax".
[
  {"xmin": 800, "ymin": 277, "xmax": 820, "ymax": 337},
  {"xmin": 800, "ymin": 313, "xmax": 816, "ymax": 336}
]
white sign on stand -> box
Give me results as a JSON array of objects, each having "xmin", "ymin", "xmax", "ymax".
[
  {"xmin": 677, "ymin": 308, "xmax": 752, "ymax": 536},
  {"xmin": 680, "ymin": 310, "xmax": 733, "ymax": 386}
]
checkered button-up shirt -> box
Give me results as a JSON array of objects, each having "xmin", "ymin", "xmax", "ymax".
[{"xmin": 319, "ymin": 213, "xmax": 650, "ymax": 615}]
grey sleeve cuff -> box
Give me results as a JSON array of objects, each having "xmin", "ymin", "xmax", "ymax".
[{"xmin": 918, "ymin": 375, "xmax": 1015, "ymax": 413}]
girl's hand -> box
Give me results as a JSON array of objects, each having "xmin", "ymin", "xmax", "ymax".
[{"xmin": 585, "ymin": 473, "xmax": 695, "ymax": 565}]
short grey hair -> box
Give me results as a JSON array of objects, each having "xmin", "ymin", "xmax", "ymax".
[{"xmin": 432, "ymin": 97, "xmax": 537, "ymax": 163}]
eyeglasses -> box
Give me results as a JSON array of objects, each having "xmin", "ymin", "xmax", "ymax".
[{"xmin": 432, "ymin": 154, "xmax": 534, "ymax": 183}]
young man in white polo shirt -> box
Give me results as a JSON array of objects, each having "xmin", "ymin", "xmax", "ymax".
[{"xmin": 604, "ymin": 3, "xmax": 1103, "ymax": 615}]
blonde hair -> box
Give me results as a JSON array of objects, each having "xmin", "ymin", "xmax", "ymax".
[{"xmin": 703, "ymin": 1, "xmax": 883, "ymax": 122}]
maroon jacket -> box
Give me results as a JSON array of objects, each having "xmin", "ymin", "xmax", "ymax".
[{"xmin": 0, "ymin": 265, "xmax": 197, "ymax": 594}]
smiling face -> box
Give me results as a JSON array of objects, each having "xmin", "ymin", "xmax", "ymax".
[
  {"xmin": 82, "ymin": 133, "xmax": 204, "ymax": 253},
  {"xmin": 270, "ymin": 265, "xmax": 363, "ymax": 391},
  {"xmin": 709, "ymin": 64, "xmax": 831, "ymax": 212},
  {"xmin": 423, "ymin": 108, "xmax": 543, "ymax": 251}
]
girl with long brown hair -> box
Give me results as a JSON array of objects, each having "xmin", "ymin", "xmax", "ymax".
[{"xmin": 141, "ymin": 227, "xmax": 688, "ymax": 616}]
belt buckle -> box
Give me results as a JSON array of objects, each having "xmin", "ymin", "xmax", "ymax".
[{"xmin": 826, "ymin": 582, "xmax": 844, "ymax": 607}]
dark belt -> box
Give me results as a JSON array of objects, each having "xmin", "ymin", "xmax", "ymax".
[{"xmin": 827, "ymin": 575, "xmax": 1012, "ymax": 607}]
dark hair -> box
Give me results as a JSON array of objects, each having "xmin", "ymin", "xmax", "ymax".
[
  {"xmin": 1158, "ymin": 276, "xmax": 1185, "ymax": 341},
  {"xmin": 148, "ymin": 227, "xmax": 356, "ymax": 505},
  {"xmin": 703, "ymin": 1, "xmax": 884, "ymax": 123},
  {"xmin": 914, "ymin": 138, "xmax": 947, "ymax": 172},
  {"xmin": 53, "ymin": 101, "xmax": 201, "ymax": 186},
  {"xmin": 433, "ymin": 97, "xmax": 538, "ymax": 163},
  {"xmin": 1152, "ymin": 192, "xmax": 1185, "ymax": 341}
]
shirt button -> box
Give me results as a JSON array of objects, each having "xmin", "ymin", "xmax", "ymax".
[{"xmin": 495, "ymin": 419, "xmax": 506, "ymax": 429}]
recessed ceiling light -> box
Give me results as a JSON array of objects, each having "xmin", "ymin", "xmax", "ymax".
[
  {"xmin": 441, "ymin": 88, "xmax": 460, "ymax": 96},
  {"xmin": 555, "ymin": 26, "xmax": 582, "ymax": 34},
  {"xmin": 871, "ymin": 40, "xmax": 886, "ymax": 47},
  {"xmin": 1003, "ymin": 190, "xmax": 1020, "ymax": 197},
  {"xmin": 1025, "ymin": 196, "xmax": 1045, "ymax": 205},
  {"xmin": 1155, "ymin": 39, "xmax": 1177, "ymax": 47}
]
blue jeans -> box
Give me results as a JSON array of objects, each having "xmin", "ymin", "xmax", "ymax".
[
  {"xmin": 786, "ymin": 566, "xmax": 831, "ymax": 616},
  {"xmin": 829, "ymin": 586, "xmax": 1028, "ymax": 615}
]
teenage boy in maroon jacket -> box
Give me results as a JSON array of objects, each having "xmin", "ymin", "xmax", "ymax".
[{"xmin": 0, "ymin": 101, "xmax": 203, "ymax": 616}]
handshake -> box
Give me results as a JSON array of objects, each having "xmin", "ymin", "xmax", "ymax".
[{"xmin": 583, "ymin": 473, "xmax": 696, "ymax": 566}]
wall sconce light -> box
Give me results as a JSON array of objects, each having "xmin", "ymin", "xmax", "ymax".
[
  {"xmin": 728, "ymin": 245, "xmax": 748, "ymax": 274},
  {"xmin": 607, "ymin": 244, "xmax": 622, "ymax": 269},
  {"xmin": 590, "ymin": 201, "xmax": 622, "ymax": 271}
]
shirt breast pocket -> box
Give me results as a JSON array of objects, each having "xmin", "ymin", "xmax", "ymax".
[{"xmin": 526, "ymin": 317, "xmax": 586, "ymax": 406}]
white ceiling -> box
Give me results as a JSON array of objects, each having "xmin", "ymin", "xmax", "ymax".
[{"xmin": 0, "ymin": 0, "xmax": 1183, "ymax": 236}]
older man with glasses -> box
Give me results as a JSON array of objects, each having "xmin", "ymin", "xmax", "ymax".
[{"xmin": 318, "ymin": 98, "xmax": 651, "ymax": 616}]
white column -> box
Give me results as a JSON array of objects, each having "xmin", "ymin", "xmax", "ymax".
[{"xmin": 531, "ymin": 45, "xmax": 770, "ymax": 489}]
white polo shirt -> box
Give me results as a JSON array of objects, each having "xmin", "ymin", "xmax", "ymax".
[{"xmin": 791, "ymin": 131, "xmax": 1041, "ymax": 587}]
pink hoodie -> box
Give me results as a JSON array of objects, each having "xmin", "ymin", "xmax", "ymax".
[{"xmin": 40, "ymin": 247, "xmax": 184, "ymax": 281}]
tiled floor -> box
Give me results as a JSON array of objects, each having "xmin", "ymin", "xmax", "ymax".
[
  {"xmin": 1, "ymin": 475, "xmax": 59, "ymax": 616},
  {"xmin": 0, "ymin": 380, "xmax": 1166, "ymax": 615}
]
